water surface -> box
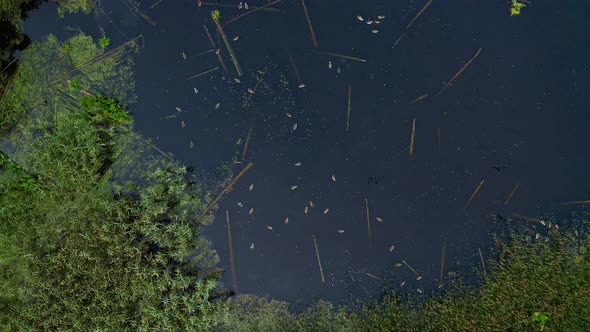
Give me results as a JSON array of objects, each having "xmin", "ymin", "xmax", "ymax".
[{"xmin": 23, "ymin": 0, "xmax": 590, "ymax": 304}]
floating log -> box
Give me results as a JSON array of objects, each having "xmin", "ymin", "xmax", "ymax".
[
  {"xmin": 409, "ymin": 93, "xmax": 428, "ymax": 104},
  {"xmin": 149, "ymin": 0, "xmax": 163, "ymax": 9},
  {"xmin": 402, "ymin": 259, "xmax": 419, "ymax": 277},
  {"xmin": 392, "ymin": 0, "xmax": 432, "ymax": 49},
  {"xmin": 195, "ymin": 48, "xmax": 216, "ymax": 57},
  {"xmin": 464, "ymin": 179, "xmax": 485, "ymax": 209},
  {"xmin": 437, "ymin": 48, "xmax": 482, "ymax": 96},
  {"xmin": 478, "ymin": 247, "xmax": 487, "ymax": 275},
  {"xmin": 212, "ymin": 12, "xmax": 243, "ymax": 76},
  {"xmin": 409, "ymin": 118, "xmax": 416, "ymax": 157},
  {"xmin": 406, "ymin": 0, "xmax": 433, "ymax": 29},
  {"xmin": 392, "ymin": 31, "xmax": 407, "ymax": 49},
  {"xmin": 224, "ymin": 0, "xmax": 283, "ymax": 25},
  {"xmin": 301, "ymin": 0, "xmax": 318, "ymax": 49},
  {"xmin": 186, "ymin": 66, "xmax": 219, "ymax": 80},
  {"xmin": 366, "ymin": 198, "xmax": 372, "ymax": 242},
  {"xmin": 120, "ymin": 0, "xmax": 156, "ymax": 26},
  {"xmin": 346, "ymin": 83, "xmax": 352, "ymax": 131},
  {"xmin": 242, "ymin": 128, "xmax": 253, "ymax": 160},
  {"xmin": 313, "ymin": 234, "xmax": 325, "ymax": 283},
  {"xmin": 504, "ymin": 183, "xmax": 520, "ymax": 205},
  {"xmin": 319, "ymin": 51, "xmax": 367, "ymax": 63},
  {"xmin": 439, "ymin": 239, "xmax": 446, "ymax": 287},
  {"xmin": 226, "ymin": 209, "xmax": 238, "ymax": 291},
  {"xmin": 243, "ymin": 68, "xmax": 268, "ymax": 108},
  {"xmin": 512, "ymin": 213, "xmax": 545, "ymax": 225},
  {"xmin": 437, "ymin": 127, "xmax": 441, "ymax": 153},
  {"xmin": 366, "ymin": 272, "xmax": 382, "ymax": 281},
  {"xmin": 199, "ymin": 2, "xmax": 281, "ymax": 12},
  {"xmin": 560, "ymin": 200, "xmax": 590, "ymax": 205},
  {"xmin": 203, "ymin": 25, "xmax": 230, "ymax": 75}
]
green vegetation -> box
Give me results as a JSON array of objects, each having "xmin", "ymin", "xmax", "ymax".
[
  {"xmin": 0, "ymin": 0, "xmax": 28, "ymax": 116},
  {"xmin": 510, "ymin": 0, "xmax": 527, "ymax": 16},
  {"xmin": 0, "ymin": 0, "xmax": 28, "ymax": 26},
  {"xmin": 99, "ymin": 35, "xmax": 111, "ymax": 49},
  {"xmin": 533, "ymin": 312, "xmax": 550, "ymax": 331},
  {"xmin": 220, "ymin": 228, "xmax": 590, "ymax": 331},
  {"xmin": 81, "ymin": 94, "xmax": 132, "ymax": 125},
  {"xmin": 1, "ymin": 31, "xmax": 232, "ymax": 330},
  {"xmin": 1, "ymin": 131, "xmax": 232, "ymax": 329},
  {"xmin": 0, "ymin": 0, "xmax": 31, "ymax": 64},
  {"xmin": 68, "ymin": 77, "xmax": 80, "ymax": 92},
  {"xmin": 56, "ymin": 0, "xmax": 97, "ymax": 17},
  {"xmin": 0, "ymin": 32, "xmax": 135, "ymax": 134},
  {"xmin": 211, "ymin": 9, "xmax": 221, "ymax": 21}
]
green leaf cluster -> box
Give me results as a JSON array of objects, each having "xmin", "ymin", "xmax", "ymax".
[
  {"xmin": 211, "ymin": 10, "xmax": 221, "ymax": 21},
  {"xmin": 68, "ymin": 77, "xmax": 80, "ymax": 93},
  {"xmin": 532, "ymin": 312, "xmax": 549, "ymax": 331},
  {"xmin": 99, "ymin": 36, "xmax": 111, "ymax": 49},
  {"xmin": 81, "ymin": 94, "xmax": 132, "ymax": 126},
  {"xmin": 510, "ymin": 0, "xmax": 527, "ymax": 16}
]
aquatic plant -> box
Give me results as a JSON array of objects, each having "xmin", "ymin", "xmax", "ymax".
[
  {"xmin": 532, "ymin": 312, "xmax": 549, "ymax": 331},
  {"xmin": 81, "ymin": 94, "xmax": 132, "ymax": 125},
  {"xmin": 68, "ymin": 77, "xmax": 80, "ymax": 93},
  {"xmin": 63, "ymin": 33, "xmax": 137, "ymax": 103},
  {"xmin": 56, "ymin": 0, "xmax": 97, "ymax": 17},
  {"xmin": 99, "ymin": 35, "xmax": 111, "ymax": 49},
  {"xmin": 211, "ymin": 9, "xmax": 221, "ymax": 21},
  {"xmin": 510, "ymin": 0, "xmax": 527, "ymax": 16},
  {"xmin": 0, "ymin": 32, "xmax": 137, "ymax": 134}
]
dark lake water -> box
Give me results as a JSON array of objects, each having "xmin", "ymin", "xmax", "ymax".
[{"xmin": 23, "ymin": 0, "xmax": 590, "ymax": 304}]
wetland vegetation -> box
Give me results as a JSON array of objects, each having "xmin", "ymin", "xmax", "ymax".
[{"xmin": 1, "ymin": 1, "xmax": 589, "ymax": 331}]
